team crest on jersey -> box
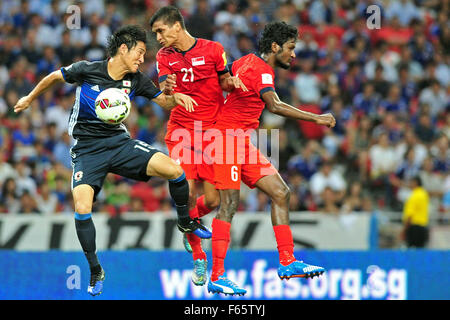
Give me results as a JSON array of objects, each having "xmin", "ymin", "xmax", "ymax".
[
  {"xmin": 74, "ymin": 171, "xmax": 83, "ymax": 182},
  {"xmin": 261, "ymin": 73, "xmax": 273, "ymax": 85},
  {"xmin": 192, "ymin": 56, "xmax": 205, "ymax": 66}
]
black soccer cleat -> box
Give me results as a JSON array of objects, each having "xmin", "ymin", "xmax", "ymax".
[{"xmin": 177, "ymin": 218, "xmax": 212, "ymax": 239}]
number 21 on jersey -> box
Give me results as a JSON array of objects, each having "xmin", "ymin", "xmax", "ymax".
[{"xmin": 181, "ymin": 67, "xmax": 194, "ymax": 82}]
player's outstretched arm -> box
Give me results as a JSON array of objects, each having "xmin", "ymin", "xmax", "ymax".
[
  {"xmin": 152, "ymin": 92, "xmax": 197, "ymax": 112},
  {"xmin": 262, "ymin": 90, "xmax": 336, "ymax": 128},
  {"xmin": 13, "ymin": 70, "xmax": 65, "ymax": 113}
]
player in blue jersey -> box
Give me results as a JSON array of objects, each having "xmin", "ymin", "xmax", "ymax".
[{"xmin": 13, "ymin": 25, "xmax": 211, "ymax": 296}]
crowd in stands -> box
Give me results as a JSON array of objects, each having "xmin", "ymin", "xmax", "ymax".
[{"xmin": 0, "ymin": 0, "xmax": 448, "ymax": 222}]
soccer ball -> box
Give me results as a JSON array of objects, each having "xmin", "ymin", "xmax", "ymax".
[{"xmin": 95, "ymin": 88, "xmax": 131, "ymax": 124}]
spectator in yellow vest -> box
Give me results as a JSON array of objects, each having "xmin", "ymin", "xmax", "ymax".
[{"xmin": 401, "ymin": 176, "xmax": 430, "ymax": 248}]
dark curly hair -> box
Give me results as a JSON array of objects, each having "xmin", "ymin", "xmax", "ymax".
[
  {"xmin": 106, "ymin": 25, "xmax": 148, "ymax": 57},
  {"xmin": 258, "ymin": 21, "xmax": 298, "ymax": 55}
]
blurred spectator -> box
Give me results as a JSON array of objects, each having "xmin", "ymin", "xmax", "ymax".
[
  {"xmin": 0, "ymin": 177, "xmax": 20, "ymax": 214},
  {"xmin": 22, "ymin": 29, "xmax": 42, "ymax": 65},
  {"xmin": 310, "ymin": 160, "xmax": 346, "ymax": 205},
  {"xmin": 414, "ymin": 112, "xmax": 437, "ymax": 144},
  {"xmin": 246, "ymin": 189, "xmax": 270, "ymax": 212},
  {"xmin": 390, "ymin": 147, "xmax": 422, "ymax": 206},
  {"xmin": 36, "ymin": 180, "xmax": 58, "ymax": 215},
  {"xmin": 82, "ymin": 26, "xmax": 106, "ymax": 61},
  {"xmin": 53, "ymin": 132, "xmax": 74, "ymax": 169},
  {"xmin": 409, "ymin": 33, "xmax": 434, "ymax": 67},
  {"xmin": 294, "ymin": 58, "xmax": 321, "ymax": 104},
  {"xmin": 215, "ymin": 0, "xmax": 249, "ymax": 35},
  {"xmin": 397, "ymin": 63, "xmax": 417, "ymax": 103},
  {"xmin": 418, "ymin": 79, "xmax": 448, "ymax": 120},
  {"xmin": 419, "ymin": 157, "xmax": 445, "ymax": 217},
  {"xmin": 36, "ymin": 46, "xmax": 60, "ymax": 76},
  {"xmin": 395, "ymin": 128, "xmax": 428, "ymax": 167},
  {"xmin": 136, "ymin": 113, "xmax": 160, "ymax": 145},
  {"xmin": 341, "ymin": 181, "xmax": 364, "ymax": 213},
  {"xmin": 372, "ymin": 112, "xmax": 402, "ymax": 144},
  {"xmin": 343, "ymin": 116, "xmax": 372, "ymax": 183},
  {"xmin": 185, "ymin": 0, "xmax": 214, "ymax": 40},
  {"xmin": 56, "ymin": 30, "xmax": 81, "ymax": 66},
  {"xmin": 45, "ymin": 93, "xmax": 72, "ymax": 137},
  {"xmin": 378, "ymin": 84, "xmax": 409, "ymax": 119},
  {"xmin": 369, "ymin": 132, "xmax": 398, "ymax": 207},
  {"xmin": 295, "ymin": 31, "xmax": 319, "ymax": 61},
  {"xmin": 352, "ymin": 81, "xmax": 380, "ymax": 118},
  {"xmin": 128, "ymin": 196, "xmax": 145, "ymax": 213},
  {"xmin": 14, "ymin": 161, "xmax": 37, "ymax": 196},
  {"xmin": 429, "ymin": 135, "xmax": 449, "ymax": 174},
  {"xmin": 18, "ymin": 190, "xmax": 40, "ymax": 214},
  {"xmin": 12, "ymin": 116, "xmax": 36, "ymax": 161},
  {"xmin": 370, "ymin": 63, "xmax": 390, "ymax": 97},
  {"xmin": 286, "ymin": 172, "xmax": 312, "ymax": 211},
  {"xmin": 318, "ymin": 186, "xmax": 341, "ymax": 215},
  {"xmin": 385, "ymin": 0, "xmax": 421, "ymax": 27},
  {"xmin": 213, "ymin": 14, "xmax": 241, "ymax": 61},
  {"xmin": 5, "ymin": 56, "xmax": 33, "ymax": 97},
  {"xmin": 288, "ymin": 140, "xmax": 324, "ymax": 180}
]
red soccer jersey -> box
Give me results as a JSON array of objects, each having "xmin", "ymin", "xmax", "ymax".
[
  {"xmin": 156, "ymin": 38, "xmax": 228, "ymax": 131},
  {"xmin": 215, "ymin": 54, "xmax": 275, "ymax": 131}
]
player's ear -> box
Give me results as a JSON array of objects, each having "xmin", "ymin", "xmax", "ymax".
[
  {"xmin": 119, "ymin": 43, "xmax": 129, "ymax": 55},
  {"xmin": 174, "ymin": 21, "xmax": 181, "ymax": 32},
  {"xmin": 271, "ymin": 42, "xmax": 280, "ymax": 54}
]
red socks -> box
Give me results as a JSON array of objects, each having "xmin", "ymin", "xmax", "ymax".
[
  {"xmin": 187, "ymin": 195, "xmax": 214, "ymax": 261},
  {"xmin": 211, "ymin": 218, "xmax": 231, "ymax": 281},
  {"xmin": 195, "ymin": 195, "xmax": 212, "ymax": 218},
  {"xmin": 273, "ymin": 224, "xmax": 296, "ymax": 266}
]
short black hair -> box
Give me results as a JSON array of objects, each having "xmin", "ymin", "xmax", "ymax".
[
  {"xmin": 106, "ymin": 25, "xmax": 147, "ymax": 57},
  {"xmin": 411, "ymin": 176, "xmax": 423, "ymax": 187},
  {"xmin": 149, "ymin": 6, "xmax": 185, "ymax": 29},
  {"xmin": 258, "ymin": 21, "xmax": 298, "ymax": 55}
]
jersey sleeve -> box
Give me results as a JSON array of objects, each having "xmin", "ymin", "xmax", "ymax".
[
  {"xmin": 253, "ymin": 66, "xmax": 275, "ymax": 99},
  {"xmin": 213, "ymin": 42, "xmax": 228, "ymax": 75},
  {"xmin": 60, "ymin": 60, "xmax": 88, "ymax": 84},
  {"xmin": 156, "ymin": 50, "xmax": 172, "ymax": 84},
  {"xmin": 135, "ymin": 72, "xmax": 162, "ymax": 100}
]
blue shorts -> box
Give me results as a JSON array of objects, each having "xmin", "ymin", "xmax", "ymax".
[{"xmin": 70, "ymin": 133, "xmax": 161, "ymax": 199}]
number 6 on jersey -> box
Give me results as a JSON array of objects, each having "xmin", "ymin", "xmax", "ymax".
[{"xmin": 231, "ymin": 165, "xmax": 239, "ymax": 182}]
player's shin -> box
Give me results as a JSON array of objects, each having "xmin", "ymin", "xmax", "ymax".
[
  {"xmin": 74, "ymin": 212, "xmax": 101, "ymax": 272},
  {"xmin": 211, "ymin": 218, "xmax": 231, "ymax": 281},
  {"xmin": 168, "ymin": 172, "xmax": 191, "ymax": 224}
]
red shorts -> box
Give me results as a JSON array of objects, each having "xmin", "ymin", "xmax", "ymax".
[
  {"xmin": 165, "ymin": 125, "xmax": 215, "ymax": 185},
  {"xmin": 213, "ymin": 134, "xmax": 277, "ymax": 190}
]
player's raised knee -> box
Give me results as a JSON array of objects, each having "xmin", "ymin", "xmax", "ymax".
[
  {"xmin": 74, "ymin": 202, "xmax": 93, "ymax": 215},
  {"xmin": 166, "ymin": 162, "xmax": 185, "ymax": 181}
]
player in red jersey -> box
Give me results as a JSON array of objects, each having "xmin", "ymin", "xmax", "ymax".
[
  {"xmin": 149, "ymin": 6, "xmax": 247, "ymax": 286},
  {"xmin": 207, "ymin": 21, "xmax": 336, "ymax": 296}
]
